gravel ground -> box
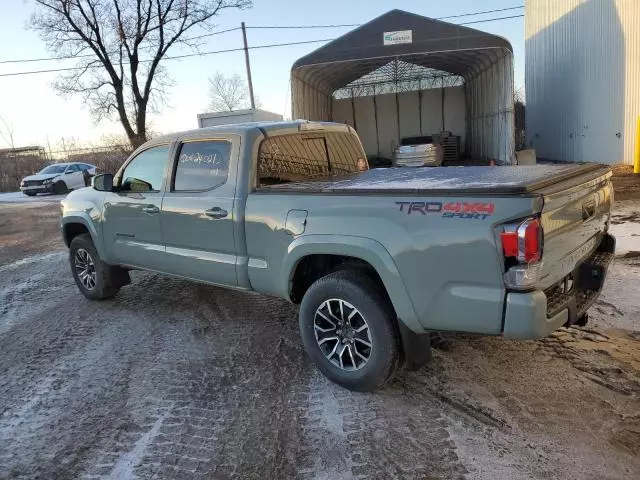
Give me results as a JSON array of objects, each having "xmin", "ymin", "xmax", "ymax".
[{"xmin": 0, "ymin": 201, "xmax": 638, "ymax": 479}]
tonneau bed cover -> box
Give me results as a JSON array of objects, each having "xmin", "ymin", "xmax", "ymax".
[{"xmin": 257, "ymin": 164, "xmax": 610, "ymax": 196}]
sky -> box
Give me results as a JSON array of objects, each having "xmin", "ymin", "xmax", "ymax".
[{"xmin": 0, "ymin": 0, "xmax": 525, "ymax": 148}]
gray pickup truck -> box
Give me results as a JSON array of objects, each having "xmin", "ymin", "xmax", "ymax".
[{"xmin": 61, "ymin": 120, "xmax": 615, "ymax": 391}]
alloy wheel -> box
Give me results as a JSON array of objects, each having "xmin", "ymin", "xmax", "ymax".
[
  {"xmin": 74, "ymin": 248, "xmax": 97, "ymax": 290},
  {"xmin": 314, "ymin": 298, "xmax": 372, "ymax": 371}
]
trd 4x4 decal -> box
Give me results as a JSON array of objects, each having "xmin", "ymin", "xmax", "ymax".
[{"xmin": 395, "ymin": 201, "xmax": 495, "ymax": 220}]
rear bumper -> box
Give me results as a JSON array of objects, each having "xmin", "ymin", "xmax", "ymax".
[{"xmin": 502, "ymin": 234, "xmax": 615, "ymax": 339}]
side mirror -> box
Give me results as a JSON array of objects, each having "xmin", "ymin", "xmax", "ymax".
[
  {"xmin": 93, "ymin": 173, "xmax": 114, "ymax": 191},
  {"xmin": 121, "ymin": 177, "xmax": 152, "ymax": 192}
]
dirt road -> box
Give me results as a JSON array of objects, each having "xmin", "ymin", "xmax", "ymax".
[
  {"xmin": 0, "ymin": 202, "xmax": 62, "ymax": 265},
  {"xmin": 0, "ymin": 201, "xmax": 639, "ymax": 479}
]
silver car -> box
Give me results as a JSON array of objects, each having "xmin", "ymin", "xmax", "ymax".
[
  {"xmin": 20, "ymin": 162, "xmax": 97, "ymax": 196},
  {"xmin": 392, "ymin": 143, "xmax": 443, "ymax": 167}
]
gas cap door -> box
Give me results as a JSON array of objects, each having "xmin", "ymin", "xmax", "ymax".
[{"xmin": 285, "ymin": 209, "xmax": 308, "ymax": 236}]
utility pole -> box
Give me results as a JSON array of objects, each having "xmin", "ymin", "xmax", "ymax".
[{"xmin": 241, "ymin": 22, "xmax": 256, "ymax": 109}]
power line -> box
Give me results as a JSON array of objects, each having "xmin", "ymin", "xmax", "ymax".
[
  {"xmin": 0, "ymin": 13, "xmax": 523, "ymax": 77},
  {"xmin": 248, "ymin": 23, "xmax": 361, "ymax": 30},
  {"xmin": 248, "ymin": 5, "xmax": 524, "ymax": 29},
  {"xmin": 459, "ymin": 14, "xmax": 523, "ymax": 25},
  {"xmin": 0, "ymin": 38, "xmax": 335, "ymax": 77},
  {"xmin": 0, "ymin": 26, "xmax": 242, "ymax": 65},
  {"xmin": 437, "ymin": 5, "xmax": 523, "ymax": 20},
  {"xmin": 0, "ymin": 6, "xmax": 524, "ymax": 65}
]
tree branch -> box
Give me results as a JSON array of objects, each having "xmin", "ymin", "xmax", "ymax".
[{"xmin": 32, "ymin": 0, "xmax": 252, "ymax": 148}]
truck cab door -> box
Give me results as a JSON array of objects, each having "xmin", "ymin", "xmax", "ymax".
[
  {"xmin": 102, "ymin": 144, "xmax": 171, "ymax": 269},
  {"xmin": 160, "ymin": 136, "xmax": 239, "ymax": 286}
]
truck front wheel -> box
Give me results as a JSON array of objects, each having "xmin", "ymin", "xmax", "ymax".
[
  {"xmin": 69, "ymin": 233, "xmax": 125, "ymax": 300},
  {"xmin": 299, "ymin": 270, "xmax": 400, "ymax": 392}
]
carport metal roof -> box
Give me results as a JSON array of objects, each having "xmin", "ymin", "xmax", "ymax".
[{"xmin": 291, "ymin": 9, "xmax": 513, "ymax": 92}]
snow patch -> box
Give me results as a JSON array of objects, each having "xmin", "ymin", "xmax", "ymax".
[
  {"xmin": 609, "ymin": 200, "xmax": 640, "ymax": 256},
  {"xmin": 108, "ymin": 406, "xmax": 174, "ymax": 479},
  {"xmin": 0, "ymin": 251, "xmax": 65, "ymax": 273},
  {"xmin": 0, "ymin": 191, "xmax": 66, "ymax": 204},
  {"xmin": 0, "ymin": 374, "xmax": 57, "ymax": 434},
  {"xmin": 304, "ymin": 373, "xmax": 352, "ymax": 480}
]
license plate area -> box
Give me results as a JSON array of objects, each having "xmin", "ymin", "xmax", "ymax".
[{"xmin": 544, "ymin": 234, "xmax": 614, "ymax": 321}]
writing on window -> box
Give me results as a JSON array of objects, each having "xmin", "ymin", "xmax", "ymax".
[{"xmin": 174, "ymin": 141, "xmax": 231, "ymax": 191}]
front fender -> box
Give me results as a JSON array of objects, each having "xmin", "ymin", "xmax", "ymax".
[
  {"xmin": 282, "ymin": 234, "xmax": 422, "ymax": 333},
  {"xmin": 61, "ymin": 212, "xmax": 106, "ymax": 261}
]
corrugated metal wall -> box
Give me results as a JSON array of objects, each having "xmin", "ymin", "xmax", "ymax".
[
  {"xmin": 332, "ymin": 87, "xmax": 467, "ymax": 158},
  {"xmin": 466, "ymin": 54, "xmax": 515, "ymax": 164},
  {"xmin": 292, "ymin": 53, "xmax": 514, "ymax": 164},
  {"xmin": 290, "ymin": 76, "xmax": 332, "ymax": 122},
  {"xmin": 526, "ymin": 0, "xmax": 639, "ymax": 164}
]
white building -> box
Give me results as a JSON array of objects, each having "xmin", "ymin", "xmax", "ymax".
[
  {"xmin": 197, "ymin": 108, "xmax": 283, "ymax": 128},
  {"xmin": 526, "ymin": 0, "xmax": 639, "ymax": 164}
]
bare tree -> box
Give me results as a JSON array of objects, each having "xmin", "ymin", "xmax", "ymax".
[
  {"xmin": 0, "ymin": 114, "xmax": 15, "ymax": 149},
  {"xmin": 31, "ymin": 1, "xmax": 251, "ymax": 149},
  {"xmin": 208, "ymin": 71, "xmax": 251, "ymax": 111}
]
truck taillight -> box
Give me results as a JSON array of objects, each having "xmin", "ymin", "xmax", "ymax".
[
  {"xmin": 500, "ymin": 217, "xmax": 542, "ymax": 264},
  {"xmin": 500, "ymin": 217, "xmax": 543, "ymax": 291}
]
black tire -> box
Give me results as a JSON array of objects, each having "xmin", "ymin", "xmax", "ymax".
[
  {"xmin": 69, "ymin": 233, "xmax": 121, "ymax": 300},
  {"xmin": 24, "ymin": 191, "xmax": 36, "ymax": 197},
  {"xmin": 299, "ymin": 270, "xmax": 400, "ymax": 392},
  {"xmin": 53, "ymin": 180, "xmax": 68, "ymax": 194}
]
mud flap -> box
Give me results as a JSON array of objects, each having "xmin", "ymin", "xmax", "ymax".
[
  {"xmin": 109, "ymin": 266, "xmax": 131, "ymax": 288},
  {"xmin": 398, "ymin": 320, "xmax": 432, "ymax": 371}
]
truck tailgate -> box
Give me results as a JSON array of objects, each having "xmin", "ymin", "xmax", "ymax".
[{"xmin": 535, "ymin": 166, "xmax": 613, "ymax": 290}]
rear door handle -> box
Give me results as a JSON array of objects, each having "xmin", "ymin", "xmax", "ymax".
[
  {"xmin": 142, "ymin": 205, "xmax": 159, "ymax": 214},
  {"xmin": 205, "ymin": 207, "xmax": 228, "ymax": 219}
]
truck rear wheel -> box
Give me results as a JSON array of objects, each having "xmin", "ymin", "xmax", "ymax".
[
  {"xmin": 299, "ymin": 270, "xmax": 399, "ymax": 392},
  {"xmin": 69, "ymin": 233, "xmax": 124, "ymax": 300}
]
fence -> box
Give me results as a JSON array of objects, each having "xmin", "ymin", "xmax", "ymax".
[
  {"xmin": 0, "ymin": 147, "xmax": 48, "ymax": 192},
  {"xmin": 0, "ymin": 144, "xmax": 132, "ymax": 192}
]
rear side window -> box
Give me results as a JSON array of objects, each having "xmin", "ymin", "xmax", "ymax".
[
  {"xmin": 174, "ymin": 140, "xmax": 231, "ymax": 191},
  {"xmin": 258, "ymin": 131, "xmax": 366, "ymax": 186}
]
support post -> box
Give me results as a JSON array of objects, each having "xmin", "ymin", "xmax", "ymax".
[
  {"xmin": 241, "ymin": 22, "xmax": 256, "ymax": 109},
  {"xmin": 441, "ymin": 76, "xmax": 445, "ymax": 132},
  {"xmin": 634, "ymin": 116, "xmax": 640, "ymax": 174}
]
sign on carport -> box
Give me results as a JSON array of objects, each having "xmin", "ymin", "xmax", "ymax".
[{"xmin": 383, "ymin": 30, "xmax": 412, "ymax": 45}]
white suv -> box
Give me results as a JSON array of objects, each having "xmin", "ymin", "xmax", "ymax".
[{"xmin": 20, "ymin": 162, "xmax": 97, "ymax": 196}]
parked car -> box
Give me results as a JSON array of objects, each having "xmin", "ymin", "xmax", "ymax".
[
  {"xmin": 20, "ymin": 162, "xmax": 97, "ymax": 196},
  {"xmin": 392, "ymin": 143, "xmax": 443, "ymax": 167},
  {"xmin": 60, "ymin": 121, "xmax": 615, "ymax": 391}
]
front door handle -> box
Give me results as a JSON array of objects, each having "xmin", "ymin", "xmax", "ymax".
[
  {"xmin": 205, "ymin": 207, "xmax": 228, "ymax": 219},
  {"xmin": 142, "ymin": 205, "xmax": 159, "ymax": 214}
]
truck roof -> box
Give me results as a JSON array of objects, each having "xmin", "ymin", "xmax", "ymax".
[{"xmin": 150, "ymin": 120, "xmax": 350, "ymax": 145}]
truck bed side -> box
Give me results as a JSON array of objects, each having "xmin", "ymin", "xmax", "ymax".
[{"xmin": 244, "ymin": 192, "xmax": 541, "ymax": 334}]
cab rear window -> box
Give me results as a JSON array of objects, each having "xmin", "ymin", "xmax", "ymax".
[{"xmin": 258, "ymin": 131, "xmax": 366, "ymax": 186}]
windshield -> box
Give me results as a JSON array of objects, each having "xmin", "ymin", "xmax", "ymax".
[{"xmin": 39, "ymin": 164, "xmax": 67, "ymax": 174}]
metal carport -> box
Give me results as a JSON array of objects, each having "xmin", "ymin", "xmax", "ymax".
[{"xmin": 291, "ymin": 9, "xmax": 515, "ymax": 164}]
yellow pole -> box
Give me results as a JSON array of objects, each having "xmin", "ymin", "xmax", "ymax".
[{"xmin": 635, "ymin": 116, "xmax": 640, "ymax": 174}]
